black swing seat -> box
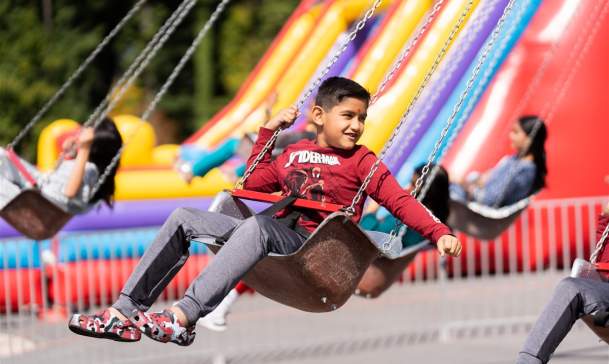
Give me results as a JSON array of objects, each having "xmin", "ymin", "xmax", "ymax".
[
  {"xmin": 195, "ymin": 191, "xmax": 403, "ymax": 313},
  {"xmin": 0, "ymin": 189, "xmax": 72, "ymax": 240},
  {"xmin": 447, "ymin": 197, "xmax": 532, "ymax": 240}
]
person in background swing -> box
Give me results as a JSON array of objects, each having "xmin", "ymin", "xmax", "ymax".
[
  {"xmin": 516, "ymin": 177, "xmax": 609, "ymax": 363},
  {"xmin": 0, "ymin": 117, "xmax": 122, "ymax": 213},
  {"xmin": 450, "ymin": 116, "xmax": 548, "ymax": 207},
  {"xmin": 67, "ymin": 77, "xmax": 462, "ymax": 346}
]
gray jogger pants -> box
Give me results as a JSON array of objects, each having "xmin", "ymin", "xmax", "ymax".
[
  {"xmin": 113, "ymin": 207, "xmax": 306, "ymax": 324},
  {"xmin": 516, "ymin": 277, "xmax": 609, "ymax": 363}
]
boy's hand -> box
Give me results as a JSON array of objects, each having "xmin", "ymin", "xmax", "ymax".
[
  {"xmin": 264, "ymin": 106, "xmax": 299, "ymax": 131},
  {"xmin": 603, "ymin": 201, "xmax": 609, "ymax": 216},
  {"xmin": 436, "ymin": 235, "xmax": 462, "ymax": 257}
]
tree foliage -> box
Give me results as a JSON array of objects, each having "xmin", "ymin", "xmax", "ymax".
[{"xmin": 0, "ymin": 0, "xmax": 298, "ymax": 158}]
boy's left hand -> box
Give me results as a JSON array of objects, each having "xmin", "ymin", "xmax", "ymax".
[{"xmin": 436, "ymin": 235, "xmax": 462, "ymax": 257}]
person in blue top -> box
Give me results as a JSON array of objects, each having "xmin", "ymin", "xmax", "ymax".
[
  {"xmin": 361, "ymin": 163, "xmax": 450, "ymax": 249},
  {"xmin": 450, "ymin": 115, "xmax": 548, "ymax": 207}
]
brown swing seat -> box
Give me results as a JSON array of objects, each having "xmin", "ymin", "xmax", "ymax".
[
  {"xmin": 0, "ymin": 189, "xmax": 72, "ymax": 240},
  {"xmin": 195, "ymin": 191, "xmax": 400, "ymax": 313},
  {"xmin": 356, "ymin": 239, "xmax": 434, "ymax": 298},
  {"xmin": 447, "ymin": 197, "xmax": 531, "ymax": 240}
]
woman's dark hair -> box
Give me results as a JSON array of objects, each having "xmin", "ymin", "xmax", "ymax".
[
  {"xmin": 88, "ymin": 117, "xmax": 123, "ymax": 206},
  {"xmin": 518, "ymin": 115, "xmax": 547, "ymax": 193},
  {"xmin": 413, "ymin": 163, "xmax": 450, "ymax": 223}
]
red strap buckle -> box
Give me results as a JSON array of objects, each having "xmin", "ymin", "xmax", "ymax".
[{"xmin": 6, "ymin": 148, "xmax": 38, "ymax": 188}]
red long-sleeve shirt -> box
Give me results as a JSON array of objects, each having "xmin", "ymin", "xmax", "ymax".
[{"xmin": 243, "ymin": 127, "xmax": 452, "ymax": 243}]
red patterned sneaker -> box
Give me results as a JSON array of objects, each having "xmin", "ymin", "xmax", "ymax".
[
  {"xmin": 68, "ymin": 309, "xmax": 141, "ymax": 342},
  {"xmin": 129, "ymin": 309, "xmax": 196, "ymax": 346}
]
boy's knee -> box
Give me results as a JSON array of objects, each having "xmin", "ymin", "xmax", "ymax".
[
  {"xmin": 556, "ymin": 277, "xmax": 583, "ymax": 298},
  {"xmin": 167, "ymin": 207, "xmax": 200, "ymax": 226}
]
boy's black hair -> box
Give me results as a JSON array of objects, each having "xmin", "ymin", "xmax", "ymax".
[
  {"xmin": 314, "ymin": 77, "xmax": 370, "ymax": 111},
  {"xmin": 518, "ymin": 115, "xmax": 547, "ymax": 193},
  {"xmin": 89, "ymin": 117, "xmax": 123, "ymax": 207}
]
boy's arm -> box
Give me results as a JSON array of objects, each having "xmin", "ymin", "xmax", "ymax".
[
  {"xmin": 242, "ymin": 127, "xmax": 280, "ymax": 192},
  {"xmin": 358, "ymin": 151, "xmax": 452, "ymax": 244},
  {"xmin": 243, "ymin": 106, "xmax": 299, "ymax": 192}
]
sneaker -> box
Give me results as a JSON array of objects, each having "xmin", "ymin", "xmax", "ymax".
[
  {"xmin": 129, "ymin": 309, "xmax": 195, "ymax": 346},
  {"xmin": 197, "ymin": 314, "xmax": 227, "ymax": 332},
  {"xmin": 68, "ymin": 309, "xmax": 141, "ymax": 342}
]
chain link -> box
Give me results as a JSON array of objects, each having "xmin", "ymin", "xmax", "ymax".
[
  {"xmin": 344, "ymin": 0, "xmax": 475, "ymax": 217},
  {"xmin": 88, "ymin": 0, "xmax": 231, "ymax": 201},
  {"xmin": 591, "ymin": 223, "xmax": 609, "ymax": 264},
  {"xmin": 238, "ymin": 0, "xmax": 383, "ymax": 189},
  {"xmin": 8, "ymin": 0, "xmax": 148, "ymax": 150},
  {"xmin": 390, "ymin": 0, "xmax": 519, "ymax": 245}
]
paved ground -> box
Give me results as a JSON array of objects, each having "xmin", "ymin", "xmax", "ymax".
[{"xmin": 2, "ymin": 272, "xmax": 608, "ymax": 364}]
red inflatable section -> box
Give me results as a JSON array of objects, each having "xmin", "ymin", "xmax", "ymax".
[
  {"xmin": 48, "ymin": 255, "xmax": 210, "ymax": 308},
  {"xmin": 443, "ymin": 0, "xmax": 609, "ymax": 199},
  {"xmin": 0, "ymin": 268, "xmax": 43, "ymax": 313}
]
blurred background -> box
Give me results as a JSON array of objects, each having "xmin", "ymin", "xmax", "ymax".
[{"xmin": 1, "ymin": 0, "xmax": 608, "ymax": 363}]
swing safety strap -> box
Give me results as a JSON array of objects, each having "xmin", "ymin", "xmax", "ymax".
[
  {"xmin": 215, "ymin": 194, "xmax": 311, "ymax": 244},
  {"xmin": 5, "ymin": 149, "xmax": 38, "ymax": 188}
]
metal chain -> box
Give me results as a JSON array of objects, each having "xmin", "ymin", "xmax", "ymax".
[
  {"xmin": 388, "ymin": 0, "xmax": 519, "ymax": 247},
  {"xmin": 489, "ymin": 0, "xmax": 597, "ymax": 209},
  {"xmin": 383, "ymin": 0, "xmax": 496, "ymax": 170},
  {"xmin": 369, "ymin": 0, "xmax": 445, "ymax": 105},
  {"xmin": 344, "ymin": 0, "xmax": 475, "ymax": 217},
  {"xmin": 591, "ymin": 223, "xmax": 609, "ymax": 264},
  {"xmin": 50, "ymin": 0, "xmax": 195, "ymax": 174},
  {"xmin": 542, "ymin": 0, "xmax": 609, "ymax": 123},
  {"xmin": 142, "ymin": 0, "xmax": 230, "ymax": 121},
  {"xmin": 8, "ymin": 0, "xmax": 148, "ymax": 150},
  {"xmin": 84, "ymin": 0, "xmax": 195, "ymax": 128},
  {"xmin": 412, "ymin": 0, "xmax": 530, "ymax": 206},
  {"xmin": 87, "ymin": 0, "xmax": 230, "ymax": 202},
  {"xmin": 91, "ymin": 0, "xmax": 198, "ymax": 129},
  {"xmin": 237, "ymin": 0, "xmax": 383, "ymax": 189}
]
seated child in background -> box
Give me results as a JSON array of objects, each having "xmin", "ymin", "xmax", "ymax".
[
  {"xmin": 450, "ymin": 116, "xmax": 547, "ymax": 207},
  {"xmin": 0, "ymin": 117, "xmax": 122, "ymax": 213},
  {"xmin": 68, "ymin": 77, "xmax": 462, "ymax": 346},
  {"xmin": 361, "ymin": 163, "xmax": 450, "ymax": 249}
]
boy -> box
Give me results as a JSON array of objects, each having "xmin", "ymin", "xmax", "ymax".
[{"xmin": 68, "ymin": 77, "xmax": 462, "ymax": 346}]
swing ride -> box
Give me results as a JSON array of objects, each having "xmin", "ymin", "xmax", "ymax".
[{"xmin": 1, "ymin": 2, "xmax": 608, "ymax": 351}]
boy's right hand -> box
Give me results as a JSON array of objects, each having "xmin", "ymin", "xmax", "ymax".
[{"xmin": 264, "ymin": 106, "xmax": 299, "ymax": 131}]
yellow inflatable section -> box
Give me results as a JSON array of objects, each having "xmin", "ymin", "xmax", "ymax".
[
  {"xmin": 194, "ymin": 0, "xmax": 394, "ymax": 149},
  {"xmin": 351, "ymin": 0, "xmax": 432, "ymax": 92},
  {"xmin": 360, "ymin": 0, "xmax": 480, "ymax": 153},
  {"xmin": 38, "ymin": 115, "xmax": 232, "ymax": 200},
  {"xmin": 189, "ymin": 2, "xmax": 323, "ymax": 150}
]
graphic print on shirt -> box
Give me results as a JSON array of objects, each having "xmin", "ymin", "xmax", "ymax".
[{"xmin": 284, "ymin": 167, "xmax": 325, "ymax": 203}]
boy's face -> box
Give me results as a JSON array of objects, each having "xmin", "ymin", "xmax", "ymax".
[{"xmin": 312, "ymin": 97, "xmax": 368, "ymax": 150}]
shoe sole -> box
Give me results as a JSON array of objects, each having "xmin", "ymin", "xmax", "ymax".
[{"xmin": 68, "ymin": 316, "xmax": 139, "ymax": 343}]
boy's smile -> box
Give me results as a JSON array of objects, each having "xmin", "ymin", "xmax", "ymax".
[{"xmin": 312, "ymin": 97, "xmax": 368, "ymax": 150}]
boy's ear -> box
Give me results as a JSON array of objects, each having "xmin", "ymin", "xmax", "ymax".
[{"xmin": 311, "ymin": 105, "xmax": 325, "ymax": 128}]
